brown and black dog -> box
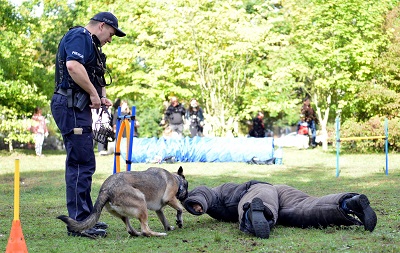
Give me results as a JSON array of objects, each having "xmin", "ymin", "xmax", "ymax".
[{"xmin": 58, "ymin": 166, "xmax": 188, "ymax": 237}]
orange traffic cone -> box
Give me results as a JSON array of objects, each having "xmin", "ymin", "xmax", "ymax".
[{"xmin": 5, "ymin": 220, "xmax": 28, "ymax": 253}]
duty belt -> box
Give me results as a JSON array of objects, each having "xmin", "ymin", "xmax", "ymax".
[
  {"xmin": 81, "ymin": 126, "xmax": 92, "ymax": 133},
  {"xmin": 54, "ymin": 87, "xmax": 73, "ymax": 107},
  {"xmin": 54, "ymin": 87, "xmax": 68, "ymax": 96}
]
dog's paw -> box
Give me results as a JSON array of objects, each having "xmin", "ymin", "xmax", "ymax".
[
  {"xmin": 167, "ymin": 226, "xmax": 175, "ymax": 231},
  {"xmin": 176, "ymin": 219, "xmax": 183, "ymax": 228}
]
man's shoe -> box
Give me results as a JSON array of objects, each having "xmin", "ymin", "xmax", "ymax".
[
  {"xmin": 67, "ymin": 227, "xmax": 107, "ymax": 239},
  {"xmin": 94, "ymin": 221, "xmax": 108, "ymax": 230},
  {"xmin": 345, "ymin": 194, "xmax": 377, "ymax": 232},
  {"xmin": 249, "ymin": 198, "xmax": 270, "ymax": 239}
]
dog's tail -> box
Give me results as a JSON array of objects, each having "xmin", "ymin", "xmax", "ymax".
[{"xmin": 57, "ymin": 189, "xmax": 109, "ymax": 232}]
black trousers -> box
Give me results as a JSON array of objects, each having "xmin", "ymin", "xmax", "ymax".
[{"xmin": 51, "ymin": 93, "xmax": 96, "ymax": 221}]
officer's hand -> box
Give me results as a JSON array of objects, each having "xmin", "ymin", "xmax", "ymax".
[
  {"xmin": 101, "ymin": 97, "xmax": 113, "ymax": 107},
  {"xmin": 89, "ymin": 95, "xmax": 101, "ymax": 109}
]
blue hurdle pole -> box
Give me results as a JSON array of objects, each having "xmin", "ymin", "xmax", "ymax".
[
  {"xmin": 113, "ymin": 106, "xmax": 122, "ymax": 174},
  {"xmin": 335, "ymin": 116, "xmax": 340, "ymax": 178},
  {"xmin": 385, "ymin": 118, "xmax": 389, "ymax": 175},
  {"xmin": 126, "ymin": 106, "xmax": 136, "ymax": 171}
]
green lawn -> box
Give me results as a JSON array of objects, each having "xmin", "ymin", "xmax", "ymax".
[{"xmin": 0, "ymin": 147, "xmax": 399, "ymax": 253}]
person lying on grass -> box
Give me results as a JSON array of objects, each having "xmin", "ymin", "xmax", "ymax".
[{"xmin": 183, "ymin": 180, "xmax": 377, "ymax": 239}]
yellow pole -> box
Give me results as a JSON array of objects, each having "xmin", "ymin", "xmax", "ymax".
[
  {"xmin": 14, "ymin": 159, "xmax": 20, "ymax": 221},
  {"xmin": 340, "ymin": 136, "xmax": 386, "ymax": 141},
  {"xmin": 115, "ymin": 120, "xmax": 126, "ymax": 173},
  {"xmin": 5, "ymin": 159, "xmax": 28, "ymax": 253}
]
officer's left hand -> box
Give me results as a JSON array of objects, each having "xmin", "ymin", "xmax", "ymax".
[
  {"xmin": 101, "ymin": 97, "xmax": 113, "ymax": 107},
  {"xmin": 89, "ymin": 94, "xmax": 101, "ymax": 109}
]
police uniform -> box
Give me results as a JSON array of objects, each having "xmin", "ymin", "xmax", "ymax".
[
  {"xmin": 51, "ymin": 12, "xmax": 126, "ymax": 238},
  {"xmin": 51, "ymin": 26, "xmax": 99, "ymax": 222}
]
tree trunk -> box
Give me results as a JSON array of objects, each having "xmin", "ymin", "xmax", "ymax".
[
  {"xmin": 8, "ymin": 141, "xmax": 13, "ymax": 152},
  {"xmin": 314, "ymin": 94, "xmax": 331, "ymax": 151}
]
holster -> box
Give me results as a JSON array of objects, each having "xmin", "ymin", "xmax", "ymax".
[
  {"xmin": 55, "ymin": 87, "xmax": 74, "ymax": 108},
  {"xmin": 73, "ymin": 91, "xmax": 89, "ymax": 111},
  {"xmin": 55, "ymin": 85, "xmax": 92, "ymax": 111}
]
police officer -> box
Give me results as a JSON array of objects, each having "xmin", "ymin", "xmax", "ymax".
[{"xmin": 51, "ymin": 12, "xmax": 126, "ymax": 238}]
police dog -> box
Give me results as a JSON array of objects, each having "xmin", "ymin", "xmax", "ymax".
[{"xmin": 57, "ymin": 166, "xmax": 188, "ymax": 237}]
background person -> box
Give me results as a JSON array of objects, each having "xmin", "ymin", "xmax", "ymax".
[
  {"xmin": 185, "ymin": 98, "xmax": 205, "ymax": 137},
  {"xmin": 301, "ymin": 97, "xmax": 318, "ymax": 148},
  {"xmin": 160, "ymin": 96, "xmax": 186, "ymax": 138},
  {"xmin": 296, "ymin": 114, "xmax": 309, "ymax": 149},
  {"xmin": 183, "ymin": 181, "xmax": 377, "ymax": 239},
  {"xmin": 249, "ymin": 112, "xmax": 265, "ymax": 137},
  {"xmin": 51, "ymin": 11, "xmax": 125, "ymax": 238},
  {"xmin": 30, "ymin": 107, "xmax": 48, "ymax": 156}
]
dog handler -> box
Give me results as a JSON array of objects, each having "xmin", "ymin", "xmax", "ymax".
[
  {"xmin": 51, "ymin": 12, "xmax": 126, "ymax": 238},
  {"xmin": 183, "ymin": 181, "xmax": 377, "ymax": 239}
]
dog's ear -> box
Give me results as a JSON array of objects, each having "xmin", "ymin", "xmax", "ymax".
[{"xmin": 178, "ymin": 166, "xmax": 183, "ymax": 176}]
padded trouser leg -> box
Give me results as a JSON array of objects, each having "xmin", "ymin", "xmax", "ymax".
[{"xmin": 275, "ymin": 185, "xmax": 360, "ymax": 228}]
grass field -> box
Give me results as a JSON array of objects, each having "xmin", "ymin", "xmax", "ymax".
[{"xmin": 0, "ymin": 147, "xmax": 399, "ymax": 253}]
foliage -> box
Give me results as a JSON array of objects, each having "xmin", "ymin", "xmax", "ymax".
[
  {"xmin": 339, "ymin": 116, "xmax": 399, "ymax": 152},
  {"xmin": 115, "ymin": 98, "xmax": 166, "ymax": 138},
  {"xmin": 0, "ymin": 80, "xmax": 48, "ymax": 150},
  {"xmin": 375, "ymin": 3, "xmax": 400, "ymax": 93},
  {"xmin": 102, "ymin": 0, "xmax": 298, "ymax": 136},
  {"xmin": 285, "ymin": 0, "xmax": 396, "ymax": 119},
  {"xmin": 0, "ymin": 1, "xmax": 50, "ymax": 150},
  {"xmin": 271, "ymin": 0, "xmax": 400, "ymax": 150},
  {"xmin": 2, "ymin": 0, "xmax": 400, "ymax": 149}
]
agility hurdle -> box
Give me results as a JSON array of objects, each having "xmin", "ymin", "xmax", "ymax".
[
  {"xmin": 335, "ymin": 117, "xmax": 389, "ymax": 177},
  {"xmin": 113, "ymin": 106, "xmax": 136, "ymax": 174}
]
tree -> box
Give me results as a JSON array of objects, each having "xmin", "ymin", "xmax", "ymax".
[
  {"xmin": 282, "ymin": 0, "xmax": 397, "ymax": 149},
  {"xmin": 3, "ymin": 0, "xmax": 400, "ymax": 147},
  {"xmin": 0, "ymin": 0, "xmax": 48, "ymax": 151},
  {"xmin": 102, "ymin": 0, "xmax": 298, "ymax": 136}
]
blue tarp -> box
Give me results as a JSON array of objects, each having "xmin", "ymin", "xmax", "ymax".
[{"xmin": 120, "ymin": 137, "xmax": 275, "ymax": 163}]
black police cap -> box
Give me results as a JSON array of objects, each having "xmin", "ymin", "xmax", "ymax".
[{"xmin": 91, "ymin": 12, "xmax": 126, "ymax": 37}]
